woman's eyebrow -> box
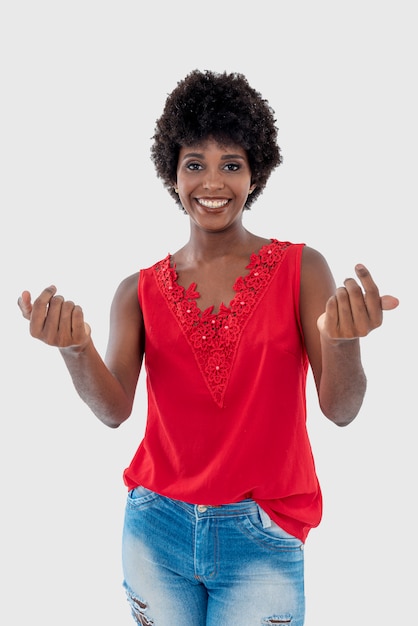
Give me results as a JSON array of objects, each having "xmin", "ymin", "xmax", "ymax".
[{"xmin": 180, "ymin": 152, "xmax": 246, "ymax": 160}]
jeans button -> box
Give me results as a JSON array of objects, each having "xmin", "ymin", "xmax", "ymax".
[{"xmin": 197, "ymin": 505, "xmax": 207, "ymax": 513}]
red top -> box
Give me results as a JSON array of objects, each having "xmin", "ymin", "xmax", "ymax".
[{"xmin": 123, "ymin": 239, "xmax": 322, "ymax": 541}]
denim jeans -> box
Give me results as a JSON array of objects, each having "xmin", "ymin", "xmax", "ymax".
[{"xmin": 122, "ymin": 486, "xmax": 305, "ymax": 625}]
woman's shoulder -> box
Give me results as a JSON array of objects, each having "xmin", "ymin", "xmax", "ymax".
[
  {"xmin": 300, "ymin": 245, "xmax": 336, "ymax": 295},
  {"xmin": 117, "ymin": 271, "xmax": 140, "ymax": 291},
  {"xmin": 301, "ymin": 245, "xmax": 331, "ymax": 271},
  {"xmin": 111, "ymin": 272, "xmax": 141, "ymax": 312}
]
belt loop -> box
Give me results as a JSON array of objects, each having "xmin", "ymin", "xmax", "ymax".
[{"xmin": 257, "ymin": 505, "xmax": 271, "ymax": 529}]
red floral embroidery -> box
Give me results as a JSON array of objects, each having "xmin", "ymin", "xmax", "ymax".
[{"xmin": 154, "ymin": 239, "xmax": 290, "ymax": 406}]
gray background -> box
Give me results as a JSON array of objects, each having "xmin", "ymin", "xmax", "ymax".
[{"xmin": 2, "ymin": 1, "xmax": 415, "ymax": 624}]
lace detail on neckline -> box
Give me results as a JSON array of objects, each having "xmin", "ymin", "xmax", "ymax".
[{"xmin": 154, "ymin": 239, "xmax": 291, "ymax": 407}]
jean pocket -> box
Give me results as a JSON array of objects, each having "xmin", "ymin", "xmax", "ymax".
[
  {"xmin": 239, "ymin": 513, "xmax": 304, "ymax": 553},
  {"xmin": 126, "ymin": 485, "xmax": 160, "ymax": 508}
]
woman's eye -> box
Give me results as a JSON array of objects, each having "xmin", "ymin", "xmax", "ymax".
[
  {"xmin": 223, "ymin": 163, "xmax": 240, "ymax": 172},
  {"xmin": 186, "ymin": 162, "xmax": 202, "ymax": 171}
]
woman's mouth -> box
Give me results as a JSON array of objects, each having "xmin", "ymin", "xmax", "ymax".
[{"xmin": 197, "ymin": 198, "xmax": 229, "ymax": 209}]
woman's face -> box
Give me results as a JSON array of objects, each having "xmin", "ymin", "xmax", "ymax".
[{"xmin": 175, "ymin": 138, "xmax": 255, "ymax": 233}]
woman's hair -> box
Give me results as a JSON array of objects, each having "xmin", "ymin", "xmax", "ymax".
[{"xmin": 150, "ymin": 69, "xmax": 282, "ymax": 209}]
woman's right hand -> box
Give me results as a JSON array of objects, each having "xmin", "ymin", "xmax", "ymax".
[{"xmin": 18, "ymin": 285, "xmax": 91, "ymax": 351}]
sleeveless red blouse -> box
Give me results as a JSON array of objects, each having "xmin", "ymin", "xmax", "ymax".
[{"xmin": 123, "ymin": 239, "xmax": 322, "ymax": 541}]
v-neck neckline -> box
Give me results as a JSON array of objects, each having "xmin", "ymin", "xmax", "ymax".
[
  {"xmin": 167, "ymin": 239, "xmax": 276, "ymax": 316},
  {"xmin": 153, "ymin": 239, "xmax": 290, "ymax": 406}
]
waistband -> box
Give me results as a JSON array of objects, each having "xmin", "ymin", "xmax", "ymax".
[
  {"xmin": 132, "ymin": 486, "xmax": 273, "ymax": 528},
  {"xmin": 169, "ymin": 496, "xmax": 272, "ymax": 528}
]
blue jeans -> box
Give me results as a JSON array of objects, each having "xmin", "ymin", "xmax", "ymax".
[{"xmin": 122, "ymin": 486, "xmax": 305, "ymax": 625}]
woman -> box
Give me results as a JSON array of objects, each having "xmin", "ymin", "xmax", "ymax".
[{"xmin": 18, "ymin": 70, "xmax": 399, "ymax": 625}]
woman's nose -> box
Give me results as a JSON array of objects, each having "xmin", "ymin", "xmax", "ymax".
[{"xmin": 202, "ymin": 169, "xmax": 224, "ymax": 190}]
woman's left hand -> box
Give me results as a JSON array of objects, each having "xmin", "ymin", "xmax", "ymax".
[{"xmin": 317, "ymin": 264, "xmax": 399, "ymax": 341}]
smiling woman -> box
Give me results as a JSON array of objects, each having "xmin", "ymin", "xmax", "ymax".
[{"xmin": 17, "ymin": 69, "xmax": 399, "ymax": 626}]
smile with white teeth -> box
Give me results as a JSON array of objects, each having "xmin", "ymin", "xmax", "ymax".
[{"xmin": 197, "ymin": 198, "xmax": 229, "ymax": 209}]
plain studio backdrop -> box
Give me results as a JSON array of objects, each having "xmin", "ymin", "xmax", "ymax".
[{"xmin": 1, "ymin": 2, "xmax": 415, "ymax": 624}]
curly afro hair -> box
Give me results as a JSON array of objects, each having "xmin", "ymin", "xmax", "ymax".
[{"xmin": 150, "ymin": 69, "xmax": 282, "ymax": 209}]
